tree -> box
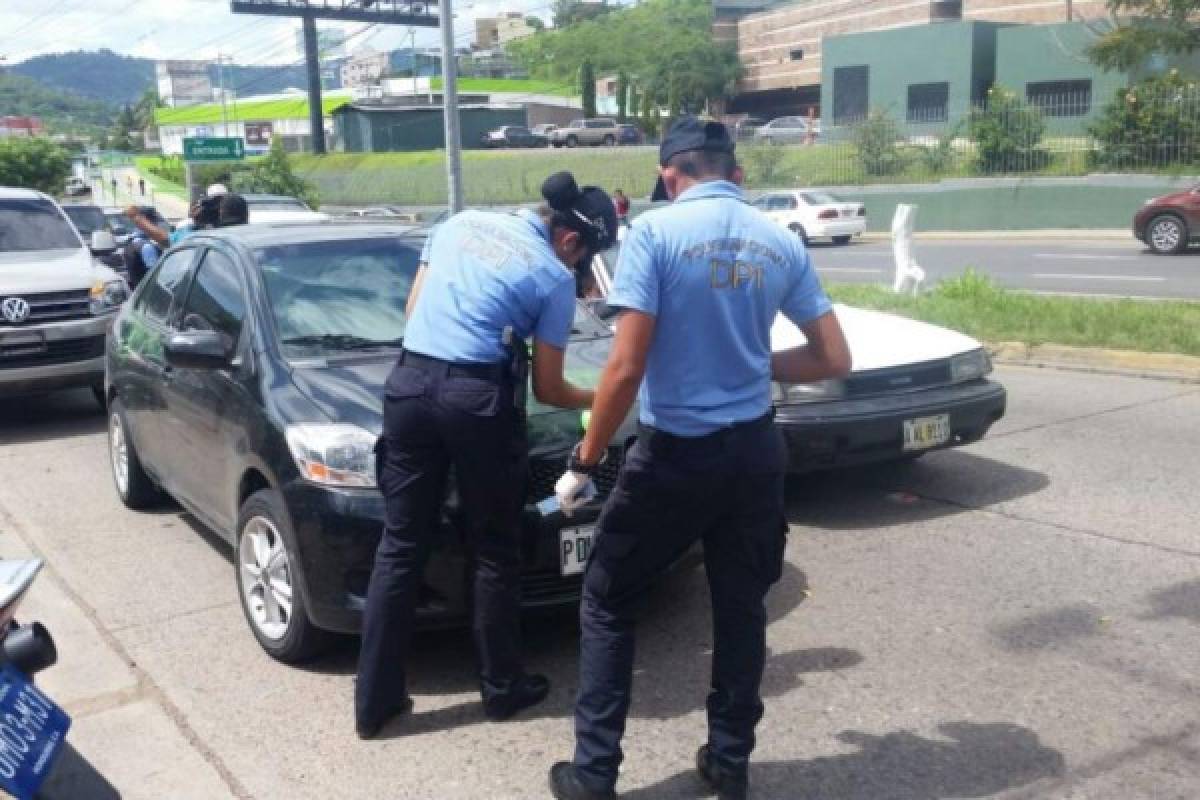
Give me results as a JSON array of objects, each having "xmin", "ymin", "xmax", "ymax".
[
  {"xmin": 0, "ymin": 137, "xmax": 71, "ymax": 194},
  {"xmin": 236, "ymin": 138, "xmax": 319, "ymax": 209},
  {"xmin": 968, "ymin": 86, "xmax": 1048, "ymax": 174},
  {"xmin": 616, "ymin": 71, "xmax": 629, "ymax": 122},
  {"xmin": 552, "ymin": 0, "xmax": 612, "ymax": 28},
  {"xmin": 852, "ymin": 110, "xmax": 904, "ymax": 176},
  {"xmin": 1089, "ymin": 0, "xmax": 1200, "ymax": 70},
  {"xmin": 1088, "ymin": 70, "xmax": 1200, "ymax": 169},
  {"xmin": 581, "ymin": 59, "xmax": 597, "ymax": 118}
]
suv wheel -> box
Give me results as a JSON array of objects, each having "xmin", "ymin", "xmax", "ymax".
[
  {"xmin": 108, "ymin": 398, "xmax": 161, "ymax": 509},
  {"xmin": 566, "ymin": 135, "xmax": 579, "ymax": 148},
  {"xmin": 1147, "ymin": 214, "xmax": 1188, "ymax": 254},
  {"xmin": 603, "ymin": 134, "xmax": 615, "ymax": 146},
  {"xmin": 832, "ymin": 235, "xmax": 852, "ymax": 245},
  {"xmin": 236, "ymin": 489, "xmax": 328, "ymax": 663}
]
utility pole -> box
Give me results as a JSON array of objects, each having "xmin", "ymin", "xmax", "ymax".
[
  {"xmin": 409, "ymin": 27, "xmax": 418, "ymax": 96},
  {"xmin": 302, "ymin": 14, "xmax": 327, "ymax": 154},
  {"xmin": 217, "ymin": 54, "xmax": 229, "ymax": 136},
  {"xmin": 1066, "ymin": 0, "xmax": 1073, "ymax": 20},
  {"xmin": 439, "ymin": 0, "xmax": 463, "ymax": 211}
]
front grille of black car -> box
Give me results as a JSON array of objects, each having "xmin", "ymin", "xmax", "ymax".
[
  {"xmin": 843, "ymin": 358, "xmax": 952, "ymax": 398},
  {"xmin": 0, "ymin": 290, "xmax": 92, "ymax": 326},
  {"xmin": 527, "ymin": 447, "xmax": 623, "ymax": 505},
  {"xmin": 521, "ymin": 569, "xmax": 583, "ymax": 605},
  {"xmin": 0, "ymin": 334, "xmax": 104, "ymax": 370}
]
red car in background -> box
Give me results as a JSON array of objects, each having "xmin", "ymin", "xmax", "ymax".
[{"xmin": 1134, "ymin": 186, "xmax": 1200, "ymax": 254}]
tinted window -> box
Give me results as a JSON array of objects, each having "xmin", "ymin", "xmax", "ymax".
[
  {"xmin": 257, "ymin": 237, "xmax": 420, "ymax": 357},
  {"xmin": 833, "ymin": 65, "xmax": 869, "ymax": 125},
  {"xmin": 907, "ymin": 82, "xmax": 949, "ymax": 123},
  {"xmin": 63, "ymin": 206, "xmax": 108, "ymax": 238},
  {"xmin": 179, "ymin": 250, "xmax": 245, "ymax": 340},
  {"xmin": 1027, "ymin": 79, "xmax": 1091, "ymax": 117},
  {"xmin": 509, "ymin": 127, "xmax": 529, "ymax": 136},
  {"xmin": 766, "ymin": 195, "xmax": 794, "ymax": 211},
  {"xmin": 137, "ymin": 249, "xmax": 194, "ymax": 325},
  {"xmin": 0, "ymin": 197, "xmax": 81, "ymax": 252}
]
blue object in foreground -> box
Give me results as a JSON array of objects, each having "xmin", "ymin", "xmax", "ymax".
[{"xmin": 0, "ymin": 663, "xmax": 71, "ymax": 800}]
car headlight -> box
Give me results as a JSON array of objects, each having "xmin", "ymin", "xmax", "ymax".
[
  {"xmin": 771, "ymin": 379, "xmax": 845, "ymax": 405},
  {"xmin": 89, "ymin": 279, "xmax": 129, "ymax": 315},
  {"xmin": 285, "ymin": 424, "xmax": 378, "ymax": 488},
  {"xmin": 950, "ymin": 348, "xmax": 992, "ymax": 383}
]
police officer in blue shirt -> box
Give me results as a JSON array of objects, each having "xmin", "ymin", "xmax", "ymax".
[
  {"xmin": 355, "ymin": 173, "xmax": 618, "ymax": 740},
  {"xmin": 549, "ymin": 118, "xmax": 852, "ymax": 799}
]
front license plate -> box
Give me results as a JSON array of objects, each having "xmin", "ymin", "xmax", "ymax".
[
  {"xmin": 903, "ymin": 414, "xmax": 951, "ymax": 451},
  {"xmin": 559, "ymin": 526, "xmax": 595, "ymax": 577},
  {"xmin": 0, "ymin": 663, "xmax": 71, "ymax": 800}
]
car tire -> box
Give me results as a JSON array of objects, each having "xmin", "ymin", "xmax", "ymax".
[
  {"xmin": 788, "ymin": 223, "xmax": 809, "ymax": 245},
  {"xmin": 92, "ymin": 382, "xmax": 106, "ymax": 410},
  {"xmin": 566, "ymin": 135, "xmax": 579, "ymax": 148},
  {"xmin": 832, "ymin": 235, "xmax": 852, "ymax": 245},
  {"xmin": 1146, "ymin": 214, "xmax": 1188, "ymax": 255},
  {"xmin": 236, "ymin": 489, "xmax": 329, "ymax": 663},
  {"xmin": 603, "ymin": 134, "xmax": 615, "ymax": 146},
  {"xmin": 108, "ymin": 397, "xmax": 162, "ymax": 510}
]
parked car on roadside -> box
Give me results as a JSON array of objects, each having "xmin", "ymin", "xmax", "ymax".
[
  {"xmin": 531, "ymin": 123, "xmax": 558, "ymax": 141},
  {"xmin": 733, "ymin": 116, "xmax": 767, "ymax": 140},
  {"xmin": 1133, "ymin": 186, "xmax": 1200, "ymax": 254},
  {"xmin": 752, "ymin": 189, "xmax": 866, "ymax": 245},
  {"xmin": 479, "ymin": 125, "xmax": 544, "ymax": 149},
  {"xmin": 616, "ymin": 124, "xmax": 642, "ymax": 146},
  {"xmin": 64, "ymin": 177, "xmax": 90, "ymax": 197},
  {"xmin": 104, "ymin": 223, "xmax": 637, "ymax": 663},
  {"xmin": 243, "ymin": 194, "xmax": 330, "ymax": 224},
  {"xmin": 1, "ymin": 187, "xmax": 129, "ymax": 406},
  {"xmin": 754, "ymin": 116, "xmax": 817, "ymax": 144},
  {"xmin": 589, "ymin": 249, "xmax": 1005, "ymax": 471},
  {"xmin": 550, "ymin": 118, "xmax": 620, "ymax": 148}
]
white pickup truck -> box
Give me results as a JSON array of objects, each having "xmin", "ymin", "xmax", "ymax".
[{"xmin": 1, "ymin": 187, "xmax": 129, "ymax": 406}]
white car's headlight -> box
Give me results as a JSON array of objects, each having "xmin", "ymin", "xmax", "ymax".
[
  {"xmin": 950, "ymin": 348, "xmax": 992, "ymax": 383},
  {"xmin": 771, "ymin": 379, "xmax": 845, "ymax": 405},
  {"xmin": 286, "ymin": 424, "xmax": 378, "ymax": 488},
  {"xmin": 89, "ymin": 279, "xmax": 129, "ymax": 315}
]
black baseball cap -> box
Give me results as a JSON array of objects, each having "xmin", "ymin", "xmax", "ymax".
[
  {"xmin": 541, "ymin": 172, "xmax": 618, "ymax": 262},
  {"xmin": 651, "ymin": 116, "xmax": 736, "ymax": 202},
  {"xmin": 217, "ymin": 193, "xmax": 249, "ymax": 226}
]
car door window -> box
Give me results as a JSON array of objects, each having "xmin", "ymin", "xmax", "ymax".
[
  {"xmin": 766, "ymin": 195, "xmax": 790, "ymax": 211},
  {"xmin": 178, "ymin": 249, "xmax": 246, "ymax": 341},
  {"xmin": 136, "ymin": 249, "xmax": 195, "ymax": 326}
]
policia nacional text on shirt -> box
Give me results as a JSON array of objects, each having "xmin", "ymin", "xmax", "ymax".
[{"xmin": 354, "ymin": 173, "xmax": 619, "ymax": 740}]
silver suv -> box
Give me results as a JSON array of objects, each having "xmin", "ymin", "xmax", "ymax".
[
  {"xmin": 1, "ymin": 187, "xmax": 129, "ymax": 406},
  {"xmin": 550, "ymin": 118, "xmax": 619, "ymax": 148}
]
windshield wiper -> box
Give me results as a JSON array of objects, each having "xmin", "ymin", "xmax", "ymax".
[{"xmin": 281, "ymin": 334, "xmax": 402, "ymax": 351}]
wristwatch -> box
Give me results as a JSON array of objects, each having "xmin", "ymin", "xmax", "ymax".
[{"xmin": 567, "ymin": 442, "xmax": 604, "ymax": 475}]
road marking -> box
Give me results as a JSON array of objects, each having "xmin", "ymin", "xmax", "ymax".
[
  {"xmin": 817, "ymin": 267, "xmax": 884, "ymax": 274},
  {"xmin": 1034, "ymin": 273, "xmax": 1165, "ymax": 282},
  {"xmin": 1032, "ymin": 253, "xmax": 1139, "ymax": 261}
]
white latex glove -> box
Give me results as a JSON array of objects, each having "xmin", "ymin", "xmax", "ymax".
[{"xmin": 554, "ymin": 470, "xmax": 596, "ymax": 517}]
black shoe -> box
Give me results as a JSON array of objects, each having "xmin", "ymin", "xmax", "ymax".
[
  {"xmin": 483, "ymin": 673, "xmax": 550, "ymax": 721},
  {"xmin": 548, "ymin": 762, "xmax": 617, "ymax": 800},
  {"xmin": 356, "ymin": 696, "xmax": 414, "ymax": 740},
  {"xmin": 696, "ymin": 745, "xmax": 748, "ymax": 800}
]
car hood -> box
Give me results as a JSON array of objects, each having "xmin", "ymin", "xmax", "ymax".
[
  {"xmin": 288, "ymin": 334, "xmax": 634, "ymax": 453},
  {"xmin": 771, "ymin": 304, "xmax": 981, "ymax": 372},
  {"xmin": 0, "ymin": 247, "xmax": 119, "ymax": 294}
]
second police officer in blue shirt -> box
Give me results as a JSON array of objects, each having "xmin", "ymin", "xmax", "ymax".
[
  {"xmin": 354, "ymin": 173, "xmax": 618, "ymax": 739},
  {"xmin": 549, "ymin": 118, "xmax": 852, "ymax": 800}
]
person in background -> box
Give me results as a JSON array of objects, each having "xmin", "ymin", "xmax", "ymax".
[{"xmin": 612, "ymin": 189, "xmax": 630, "ymax": 226}]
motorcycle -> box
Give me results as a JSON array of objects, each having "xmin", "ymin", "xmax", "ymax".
[{"xmin": 0, "ymin": 559, "xmax": 70, "ymax": 800}]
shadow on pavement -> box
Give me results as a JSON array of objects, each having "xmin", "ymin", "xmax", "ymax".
[
  {"xmin": 36, "ymin": 742, "xmax": 121, "ymax": 799},
  {"xmin": 1141, "ymin": 579, "xmax": 1200, "ymax": 624},
  {"xmin": 991, "ymin": 604, "xmax": 1109, "ymax": 653},
  {"xmin": 0, "ymin": 391, "xmax": 105, "ymax": 447},
  {"xmin": 786, "ymin": 450, "xmax": 1049, "ymax": 531},
  {"xmin": 622, "ymin": 722, "xmax": 1064, "ymax": 800}
]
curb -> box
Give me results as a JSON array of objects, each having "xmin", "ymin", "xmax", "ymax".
[{"xmin": 987, "ymin": 341, "xmax": 1200, "ymax": 383}]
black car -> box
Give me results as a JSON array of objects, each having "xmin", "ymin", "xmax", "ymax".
[
  {"xmin": 479, "ymin": 125, "xmax": 546, "ymax": 149},
  {"xmin": 104, "ymin": 223, "xmax": 632, "ymax": 663},
  {"xmin": 616, "ymin": 124, "xmax": 642, "ymax": 146}
]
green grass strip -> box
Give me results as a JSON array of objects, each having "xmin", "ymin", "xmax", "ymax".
[{"xmin": 827, "ymin": 271, "xmax": 1200, "ymax": 357}]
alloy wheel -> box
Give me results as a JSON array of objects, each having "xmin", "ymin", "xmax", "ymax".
[
  {"xmin": 109, "ymin": 412, "xmax": 129, "ymax": 496},
  {"xmin": 1150, "ymin": 218, "xmax": 1183, "ymax": 253},
  {"xmin": 239, "ymin": 516, "xmax": 294, "ymax": 641}
]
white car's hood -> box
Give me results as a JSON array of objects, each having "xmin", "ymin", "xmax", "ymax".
[
  {"xmin": 771, "ymin": 303, "xmax": 981, "ymax": 371},
  {"xmin": 248, "ymin": 210, "xmax": 331, "ymax": 225},
  {"xmin": 0, "ymin": 247, "xmax": 117, "ymax": 294}
]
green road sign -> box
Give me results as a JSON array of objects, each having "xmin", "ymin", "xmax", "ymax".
[{"xmin": 183, "ymin": 137, "xmax": 245, "ymax": 162}]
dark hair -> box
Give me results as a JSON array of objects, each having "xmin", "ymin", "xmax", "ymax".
[
  {"xmin": 194, "ymin": 195, "xmax": 222, "ymax": 229},
  {"xmin": 665, "ymin": 149, "xmax": 737, "ymax": 181},
  {"xmin": 217, "ymin": 193, "xmax": 249, "ymax": 226}
]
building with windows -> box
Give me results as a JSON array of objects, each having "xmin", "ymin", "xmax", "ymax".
[
  {"xmin": 340, "ymin": 49, "xmax": 391, "ymax": 89},
  {"xmin": 475, "ymin": 12, "xmax": 538, "ymax": 49},
  {"xmin": 156, "ymin": 60, "xmax": 215, "ymax": 108}
]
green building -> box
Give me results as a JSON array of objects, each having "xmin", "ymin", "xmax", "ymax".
[{"xmin": 333, "ymin": 104, "xmax": 526, "ymax": 152}]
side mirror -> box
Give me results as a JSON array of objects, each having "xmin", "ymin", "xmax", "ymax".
[
  {"xmin": 165, "ymin": 331, "xmax": 233, "ymax": 370},
  {"xmin": 90, "ymin": 230, "xmax": 117, "ymax": 254}
]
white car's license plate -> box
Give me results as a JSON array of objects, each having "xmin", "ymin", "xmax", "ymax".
[
  {"xmin": 903, "ymin": 414, "xmax": 951, "ymax": 451},
  {"xmin": 559, "ymin": 526, "xmax": 595, "ymax": 576}
]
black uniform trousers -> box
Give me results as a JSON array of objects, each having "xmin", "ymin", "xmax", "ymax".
[
  {"xmin": 355, "ymin": 350, "xmax": 529, "ymax": 727},
  {"xmin": 572, "ymin": 412, "xmax": 788, "ymax": 792}
]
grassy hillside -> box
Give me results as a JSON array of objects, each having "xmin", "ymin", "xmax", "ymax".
[{"xmin": 0, "ymin": 73, "xmax": 116, "ymax": 135}]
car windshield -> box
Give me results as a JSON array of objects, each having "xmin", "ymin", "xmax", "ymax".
[
  {"xmin": 0, "ymin": 197, "xmax": 82, "ymax": 252},
  {"xmin": 104, "ymin": 211, "xmax": 131, "ymax": 233},
  {"xmin": 802, "ymin": 191, "xmax": 841, "ymax": 205},
  {"xmin": 63, "ymin": 205, "xmax": 108, "ymax": 237}
]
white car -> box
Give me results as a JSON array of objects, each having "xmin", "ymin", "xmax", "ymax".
[
  {"xmin": 588, "ymin": 251, "xmax": 1006, "ymax": 471},
  {"xmin": 753, "ymin": 116, "xmax": 817, "ymax": 144},
  {"xmin": 243, "ymin": 194, "xmax": 330, "ymax": 225},
  {"xmin": 752, "ymin": 189, "xmax": 866, "ymax": 245}
]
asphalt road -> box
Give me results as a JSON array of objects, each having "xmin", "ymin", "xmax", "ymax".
[
  {"xmin": 3, "ymin": 366, "xmax": 1200, "ymax": 799},
  {"xmin": 811, "ymin": 237, "xmax": 1200, "ymax": 299}
]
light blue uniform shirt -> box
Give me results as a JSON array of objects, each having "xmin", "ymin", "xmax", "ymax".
[
  {"xmin": 403, "ymin": 209, "xmax": 577, "ymax": 363},
  {"xmin": 608, "ymin": 180, "xmax": 832, "ymax": 437}
]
